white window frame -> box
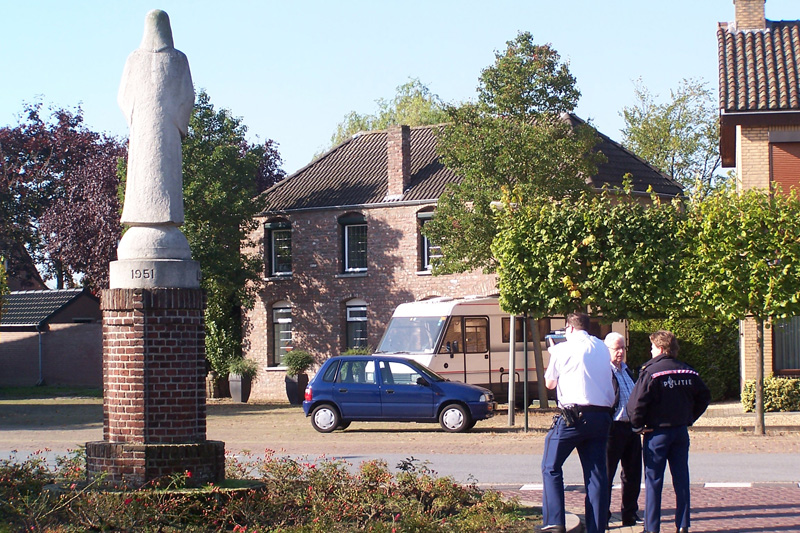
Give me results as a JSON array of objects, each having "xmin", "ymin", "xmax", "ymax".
[
  {"xmin": 272, "ymin": 301, "xmax": 292, "ymax": 366},
  {"xmin": 344, "ymin": 223, "xmax": 367, "ymax": 272},
  {"xmin": 346, "ymin": 299, "xmax": 368, "ymax": 349},
  {"xmin": 270, "ymin": 228, "xmax": 292, "ymax": 276}
]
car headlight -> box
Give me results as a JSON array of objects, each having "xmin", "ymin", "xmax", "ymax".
[{"xmin": 479, "ymin": 394, "xmax": 490, "ymax": 403}]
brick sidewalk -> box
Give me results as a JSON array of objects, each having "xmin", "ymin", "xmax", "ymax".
[{"xmin": 504, "ymin": 482, "xmax": 800, "ymax": 532}]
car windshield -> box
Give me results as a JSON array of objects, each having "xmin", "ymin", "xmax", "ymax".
[{"xmin": 375, "ymin": 316, "xmax": 446, "ymax": 354}]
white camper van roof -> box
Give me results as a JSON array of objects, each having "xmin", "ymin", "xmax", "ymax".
[{"xmin": 391, "ymin": 296, "xmax": 501, "ymax": 318}]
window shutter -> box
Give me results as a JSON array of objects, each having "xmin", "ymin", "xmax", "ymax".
[{"xmin": 770, "ymin": 143, "xmax": 800, "ymax": 194}]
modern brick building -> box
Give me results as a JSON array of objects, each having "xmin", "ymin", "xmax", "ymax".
[
  {"xmin": 0, "ymin": 288, "xmax": 102, "ymax": 387},
  {"xmin": 718, "ymin": 0, "xmax": 800, "ymax": 382},
  {"xmin": 243, "ymin": 117, "xmax": 682, "ymax": 401}
]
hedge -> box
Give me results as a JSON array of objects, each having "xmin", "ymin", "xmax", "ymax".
[
  {"xmin": 627, "ymin": 318, "xmax": 739, "ymax": 402},
  {"xmin": 741, "ymin": 376, "xmax": 800, "ymax": 412}
]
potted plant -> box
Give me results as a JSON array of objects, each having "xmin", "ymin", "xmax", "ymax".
[
  {"xmin": 228, "ymin": 357, "xmax": 258, "ymax": 403},
  {"xmin": 283, "ymin": 349, "xmax": 314, "ymax": 405}
]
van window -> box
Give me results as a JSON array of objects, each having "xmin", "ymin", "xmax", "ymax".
[
  {"xmin": 464, "ymin": 317, "xmax": 489, "ymax": 352},
  {"xmin": 438, "ymin": 317, "xmax": 489, "ymax": 353}
]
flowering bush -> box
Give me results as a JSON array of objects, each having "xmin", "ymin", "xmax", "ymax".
[{"xmin": 0, "ymin": 449, "xmax": 541, "ymax": 531}]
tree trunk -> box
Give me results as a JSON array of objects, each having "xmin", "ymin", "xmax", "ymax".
[
  {"xmin": 530, "ymin": 317, "xmax": 550, "ymax": 409},
  {"xmin": 755, "ymin": 318, "xmax": 766, "ymax": 435}
]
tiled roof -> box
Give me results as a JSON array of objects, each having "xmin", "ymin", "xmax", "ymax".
[
  {"xmin": 1, "ymin": 289, "xmax": 87, "ymax": 327},
  {"xmin": 261, "ymin": 116, "xmax": 681, "ymax": 214},
  {"xmin": 718, "ymin": 21, "xmax": 800, "ymax": 112}
]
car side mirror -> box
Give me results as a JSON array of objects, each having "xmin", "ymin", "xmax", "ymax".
[{"xmin": 416, "ymin": 376, "xmax": 429, "ymax": 387}]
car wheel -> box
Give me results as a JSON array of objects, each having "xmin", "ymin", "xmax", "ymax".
[
  {"xmin": 439, "ymin": 404, "xmax": 472, "ymax": 432},
  {"xmin": 336, "ymin": 420, "xmax": 351, "ymax": 431},
  {"xmin": 310, "ymin": 404, "xmax": 340, "ymax": 433}
]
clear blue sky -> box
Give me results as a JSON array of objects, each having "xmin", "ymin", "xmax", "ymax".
[{"xmin": 2, "ymin": 1, "xmax": 799, "ymax": 175}]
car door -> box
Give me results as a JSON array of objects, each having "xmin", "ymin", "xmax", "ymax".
[
  {"xmin": 333, "ymin": 359, "xmax": 381, "ymax": 418},
  {"xmin": 378, "ymin": 360, "xmax": 435, "ymax": 419}
]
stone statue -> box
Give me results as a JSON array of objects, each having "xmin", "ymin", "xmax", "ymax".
[
  {"xmin": 119, "ymin": 9, "xmax": 194, "ymax": 225},
  {"xmin": 110, "ymin": 9, "xmax": 200, "ymax": 288}
]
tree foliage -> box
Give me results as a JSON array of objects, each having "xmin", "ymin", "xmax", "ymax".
[
  {"xmin": 493, "ymin": 182, "xmax": 684, "ymax": 320},
  {"xmin": 0, "ymin": 102, "xmax": 125, "ymax": 291},
  {"xmin": 0, "ymin": 259, "xmax": 8, "ymax": 319},
  {"xmin": 680, "ymin": 186, "xmax": 800, "ymax": 433},
  {"xmin": 324, "ymin": 78, "xmax": 449, "ymax": 152},
  {"xmin": 425, "ymin": 32, "xmax": 604, "ymax": 274},
  {"xmin": 621, "ymin": 78, "xmax": 723, "ymax": 195},
  {"xmin": 181, "ymin": 90, "xmax": 285, "ymax": 375}
]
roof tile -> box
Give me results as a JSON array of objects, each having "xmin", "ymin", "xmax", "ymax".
[
  {"xmin": 718, "ymin": 21, "xmax": 800, "ymax": 112},
  {"xmin": 262, "ymin": 116, "xmax": 681, "ymax": 214},
  {"xmin": 1, "ymin": 289, "xmax": 87, "ymax": 327}
]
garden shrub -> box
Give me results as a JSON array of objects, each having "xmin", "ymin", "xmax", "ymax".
[
  {"xmin": 0, "ymin": 450, "xmax": 539, "ymax": 532},
  {"xmin": 627, "ymin": 317, "xmax": 739, "ymax": 401},
  {"xmin": 741, "ymin": 375, "xmax": 800, "ymax": 412}
]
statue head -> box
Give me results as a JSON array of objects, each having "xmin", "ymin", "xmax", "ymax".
[{"xmin": 140, "ymin": 9, "xmax": 174, "ymax": 52}]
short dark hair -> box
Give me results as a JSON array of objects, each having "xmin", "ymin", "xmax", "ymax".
[
  {"xmin": 649, "ymin": 330, "xmax": 679, "ymax": 357},
  {"xmin": 566, "ymin": 312, "xmax": 590, "ymax": 331}
]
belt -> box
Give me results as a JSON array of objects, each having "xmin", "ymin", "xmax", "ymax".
[{"xmin": 573, "ymin": 404, "xmax": 613, "ymax": 413}]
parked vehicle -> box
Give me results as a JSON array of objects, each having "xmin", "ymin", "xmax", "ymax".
[
  {"xmin": 374, "ymin": 295, "xmax": 624, "ymax": 403},
  {"xmin": 303, "ymin": 355, "xmax": 496, "ymax": 433}
]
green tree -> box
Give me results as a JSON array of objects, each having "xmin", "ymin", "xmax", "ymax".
[
  {"xmin": 425, "ymin": 31, "xmax": 604, "ymax": 275},
  {"xmin": 324, "ymin": 78, "xmax": 449, "ymax": 152},
  {"xmin": 493, "ymin": 183, "xmax": 684, "ymax": 320},
  {"xmin": 181, "ymin": 90, "xmax": 285, "ymax": 376},
  {"xmin": 681, "ymin": 186, "xmax": 800, "ymax": 434},
  {"xmin": 621, "ymin": 78, "xmax": 723, "ymax": 195},
  {"xmin": 0, "ymin": 259, "xmax": 8, "ymax": 320}
]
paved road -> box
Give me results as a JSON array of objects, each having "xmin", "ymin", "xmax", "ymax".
[{"xmin": 3, "ymin": 399, "xmax": 800, "ymax": 532}]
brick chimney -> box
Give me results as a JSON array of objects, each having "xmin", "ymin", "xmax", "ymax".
[
  {"xmin": 734, "ymin": 0, "xmax": 766, "ymax": 30},
  {"xmin": 386, "ymin": 125, "xmax": 410, "ymax": 201}
]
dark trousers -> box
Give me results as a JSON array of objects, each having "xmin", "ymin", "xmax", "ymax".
[
  {"xmin": 541, "ymin": 411, "xmax": 612, "ymax": 533},
  {"xmin": 643, "ymin": 426, "xmax": 691, "ymax": 532},
  {"xmin": 606, "ymin": 420, "xmax": 642, "ymax": 522}
]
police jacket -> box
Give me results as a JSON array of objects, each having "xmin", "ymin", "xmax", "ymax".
[{"xmin": 627, "ymin": 354, "xmax": 711, "ymax": 431}]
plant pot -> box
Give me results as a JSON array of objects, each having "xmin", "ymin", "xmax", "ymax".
[
  {"xmin": 285, "ymin": 373, "xmax": 309, "ymax": 405},
  {"xmin": 229, "ymin": 373, "xmax": 252, "ymax": 403}
]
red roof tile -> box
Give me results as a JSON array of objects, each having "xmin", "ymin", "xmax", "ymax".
[{"xmin": 718, "ymin": 21, "xmax": 800, "ymax": 112}]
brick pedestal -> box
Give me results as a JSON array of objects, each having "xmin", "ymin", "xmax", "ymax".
[{"xmin": 86, "ymin": 288, "xmax": 225, "ymax": 486}]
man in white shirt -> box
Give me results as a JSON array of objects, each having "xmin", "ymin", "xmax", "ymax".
[{"xmin": 540, "ymin": 313, "xmax": 614, "ymax": 533}]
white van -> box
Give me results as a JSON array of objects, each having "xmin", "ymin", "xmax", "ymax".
[{"xmin": 374, "ymin": 295, "xmax": 624, "ymax": 403}]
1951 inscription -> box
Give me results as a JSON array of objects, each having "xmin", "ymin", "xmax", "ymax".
[{"xmin": 131, "ymin": 268, "xmax": 155, "ymax": 279}]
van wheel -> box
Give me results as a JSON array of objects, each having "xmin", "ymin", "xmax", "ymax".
[
  {"xmin": 311, "ymin": 404, "xmax": 340, "ymax": 433},
  {"xmin": 439, "ymin": 404, "xmax": 472, "ymax": 432},
  {"xmin": 336, "ymin": 420, "xmax": 351, "ymax": 431}
]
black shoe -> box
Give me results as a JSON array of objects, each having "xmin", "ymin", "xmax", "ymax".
[
  {"xmin": 539, "ymin": 526, "xmax": 567, "ymax": 533},
  {"xmin": 677, "ymin": 529, "xmax": 689, "ymax": 533},
  {"xmin": 622, "ymin": 514, "xmax": 643, "ymax": 526}
]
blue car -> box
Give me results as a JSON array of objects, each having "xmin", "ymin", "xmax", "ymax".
[{"xmin": 302, "ymin": 355, "xmax": 496, "ymax": 433}]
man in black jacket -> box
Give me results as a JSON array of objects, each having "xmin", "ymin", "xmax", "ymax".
[{"xmin": 628, "ymin": 330, "xmax": 711, "ymax": 533}]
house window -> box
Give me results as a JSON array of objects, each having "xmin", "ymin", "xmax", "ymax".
[
  {"xmin": 417, "ymin": 210, "xmax": 440, "ymax": 270},
  {"xmin": 265, "ymin": 220, "xmax": 291, "ymax": 276},
  {"xmin": 340, "ymin": 214, "xmax": 367, "ymax": 272},
  {"xmin": 346, "ymin": 299, "xmax": 368, "ymax": 349},
  {"xmin": 774, "ymin": 316, "xmax": 800, "ymax": 373},
  {"xmin": 272, "ymin": 301, "xmax": 292, "ymax": 366},
  {"xmin": 770, "ymin": 142, "xmax": 800, "ymax": 194}
]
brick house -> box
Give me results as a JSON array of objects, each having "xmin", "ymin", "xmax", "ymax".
[
  {"xmin": 0, "ymin": 288, "xmax": 102, "ymax": 387},
  {"xmin": 718, "ymin": 0, "xmax": 800, "ymax": 381},
  {"xmin": 243, "ymin": 117, "xmax": 682, "ymax": 401}
]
